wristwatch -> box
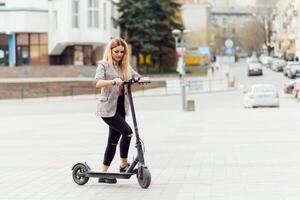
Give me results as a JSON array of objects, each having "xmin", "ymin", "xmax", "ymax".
[{"xmin": 112, "ymin": 80, "xmax": 116, "ymax": 86}]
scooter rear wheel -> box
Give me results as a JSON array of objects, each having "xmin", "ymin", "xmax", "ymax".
[
  {"xmin": 137, "ymin": 167, "xmax": 151, "ymax": 189},
  {"xmin": 72, "ymin": 164, "xmax": 89, "ymax": 185}
]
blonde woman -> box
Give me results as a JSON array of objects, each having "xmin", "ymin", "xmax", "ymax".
[{"xmin": 95, "ymin": 37, "xmax": 150, "ymax": 184}]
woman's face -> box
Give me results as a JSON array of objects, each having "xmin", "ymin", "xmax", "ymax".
[{"xmin": 111, "ymin": 45, "xmax": 125, "ymax": 63}]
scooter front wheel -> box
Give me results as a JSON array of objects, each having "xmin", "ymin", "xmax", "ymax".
[
  {"xmin": 137, "ymin": 166, "xmax": 151, "ymax": 189},
  {"xmin": 72, "ymin": 163, "xmax": 89, "ymax": 185}
]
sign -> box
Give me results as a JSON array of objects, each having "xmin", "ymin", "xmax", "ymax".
[
  {"xmin": 225, "ymin": 39, "xmax": 234, "ymax": 48},
  {"xmin": 176, "ymin": 57, "xmax": 185, "ymax": 75},
  {"xmin": 225, "ymin": 47, "xmax": 234, "ymax": 54},
  {"xmin": 197, "ymin": 46, "xmax": 210, "ymax": 55},
  {"xmin": 176, "ymin": 47, "xmax": 186, "ymax": 57}
]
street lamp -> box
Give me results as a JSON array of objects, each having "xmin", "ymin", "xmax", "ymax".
[{"xmin": 172, "ymin": 29, "xmax": 191, "ymax": 111}]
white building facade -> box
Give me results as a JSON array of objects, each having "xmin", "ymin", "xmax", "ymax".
[
  {"xmin": 0, "ymin": 0, "xmax": 118, "ymax": 66},
  {"xmin": 180, "ymin": 3, "xmax": 210, "ymax": 48},
  {"xmin": 271, "ymin": 0, "xmax": 300, "ymax": 60}
]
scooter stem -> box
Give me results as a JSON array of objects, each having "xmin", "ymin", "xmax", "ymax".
[{"xmin": 126, "ymin": 84, "xmax": 145, "ymax": 164}]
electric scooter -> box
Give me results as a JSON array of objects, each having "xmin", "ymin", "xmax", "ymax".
[{"xmin": 72, "ymin": 77, "xmax": 151, "ymax": 189}]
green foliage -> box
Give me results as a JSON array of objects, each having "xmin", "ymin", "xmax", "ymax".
[{"xmin": 115, "ymin": 0, "xmax": 183, "ymax": 72}]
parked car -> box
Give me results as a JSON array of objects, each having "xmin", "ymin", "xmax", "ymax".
[
  {"xmin": 244, "ymin": 84, "xmax": 280, "ymax": 108},
  {"xmin": 246, "ymin": 56, "xmax": 259, "ymax": 64},
  {"xmin": 283, "ymin": 62, "xmax": 300, "ymax": 76},
  {"xmin": 284, "ymin": 79, "xmax": 300, "ymax": 94},
  {"xmin": 286, "ymin": 64, "xmax": 300, "ymax": 78},
  {"xmin": 259, "ymin": 55, "xmax": 273, "ymax": 68},
  {"xmin": 270, "ymin": 59, "xmax": 286, "ymax": 71},
  {"xmin": 293, "ymin": 81, "xmax": 300, "ymax": 98},
  {"xmin": 248, "ymin": 62, "xmax": 263, "ymax": 76}
]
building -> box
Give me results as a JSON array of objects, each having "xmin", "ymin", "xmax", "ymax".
[
  {"xmin": 178, "ymin": 0, "xmax": 268, "ymax": 56},
  {"xmin": 0, "ymin": 0, "xmax": 48, "ymax": 66},
  {"xmin": 271, "ymin": 0, "xmax": 298, "ymax": 59},
  {"xmin": 0, "ymin": 0, "xmax": 118, "ymax": 67},
  {"xmin": 180, "ymin": 2, "xmax": 211, "ymax": 48},
  {"xmin": 210, "ymin": 6, "xmax": 254, "ymax": 56}
]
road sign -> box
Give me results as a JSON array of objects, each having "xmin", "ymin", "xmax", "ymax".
[{"xmin": 225, "ymin": 39, "xmax": 234, "ymax": 48}]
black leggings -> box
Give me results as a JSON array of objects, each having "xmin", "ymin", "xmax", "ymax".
[{"xmin": 101, "ymin": 95, "xmax": 133, "ymax": 166}]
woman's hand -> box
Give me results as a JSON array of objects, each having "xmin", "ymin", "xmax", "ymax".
[
  {"xmin": 139, "ymin": 77, "xmax": 150, "ymax": 83},
  {"xmin": 113, "ymin": 78, "xmax": 123, "ymax": 86}
]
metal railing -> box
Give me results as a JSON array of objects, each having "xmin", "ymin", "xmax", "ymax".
[{"xmin": 0, "ymin": 78, "xmax": 234, "ymax": 101}]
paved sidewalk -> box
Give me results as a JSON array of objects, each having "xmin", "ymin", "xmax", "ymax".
[{"xmin": 1, "ymin": 87, "xmax": 300, "ymax": 200}]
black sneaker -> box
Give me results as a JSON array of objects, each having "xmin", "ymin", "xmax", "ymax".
[
  {"xmin": 98, "ymin": 177, "xmax": 117, "ymax": 184},
  {"xmin": 119, "ymin": 163, "xmax": 130, "ymax": 173}
]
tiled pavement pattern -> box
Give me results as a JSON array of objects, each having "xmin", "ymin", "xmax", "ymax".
[{"xmin": 1, "ymin": 87, "xmax": 300, "ymax": 200}]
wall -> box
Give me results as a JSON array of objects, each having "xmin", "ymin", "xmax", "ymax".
[
  {"xmin": 181, "ymin": 3, "xmax": 210, "ymax": 47},
  {"xmin": 48, "ymin": 0, "xmax": 117, "ymax": 55},
  {"xmin": 0, "ymin": 0, "xmax": 48, "ymax": 33}
]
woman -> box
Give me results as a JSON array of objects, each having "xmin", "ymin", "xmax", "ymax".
[{"xmin": 94, "ymin": 37, "xmax": 149, "ymax": 184}]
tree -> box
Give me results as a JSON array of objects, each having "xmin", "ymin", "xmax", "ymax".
[
  {"xmin": 240, "ymin": 19, "xmax": 265, "ymax": 55},
  {"xmin": 116, "ymin": 0, "xmax": 183, "ymax": 72}
]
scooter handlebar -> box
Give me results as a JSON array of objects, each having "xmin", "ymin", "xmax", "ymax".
[{"xmin": 123, "ymin": 77, "xmax": 151, "ymax": 85}]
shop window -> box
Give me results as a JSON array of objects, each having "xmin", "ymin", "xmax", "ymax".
[
  {"xmin": 74, "ymin": 46, "xmax": 83, "ymax": 66},
  {"xmin": 40, "ymin": 34, "xmax": 48, "ymax": 45},
  {"xmin": 16, "ymin": 46, "xmax": 29, "ymax": 65},
  {"xmin": 16, "ymin": 33, "xmax": 48, "ymax": 65},
  {"xmin": 30, "ymin": 45, "xmax": 39, "ymax": 64},
  {"xmin": 0, "ymin": 34, "xmax": 8, "ymax": 46},
  {"xmin": 40, "ymin": 45, "xmax": 48, "ymax": 63},
  {"xmin": 83, "ymin": 46, "xmax": 92, "ymax": 65},
  {"xmin": 30, "ymin": 34, "xmax": 39, "ymax": 45},
  {"xmin": 16, "ymin": 34, "xmax": 29, "ymax": 45}
]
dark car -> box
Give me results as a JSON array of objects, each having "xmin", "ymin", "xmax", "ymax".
[{"xmin": 248, "ymin": 62, "xmax": 263, "ymax": 76}]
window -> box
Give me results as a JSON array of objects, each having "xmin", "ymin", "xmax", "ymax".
[
  {"xmin": 72, "ymin": 0, "xmax": 79, "ymax": 28},
  {"xmin": 103, "ymin": 2, "xmax": 107, "ymax": 30},
  {"xmin": 16, "ymin": 34, "xmax": 29, "ymax": 45},
  {"xmin": 111, "ymin": 3, "xmax": 118, "ymax": 29},
  {"xmin": 15, "ymin": 33, "xmax": 48, "ymax": 65},
  {"xmin": 232, "ymin": 28, "xmax": 236, "ymax": 35},
  {"xmin": 0, "ymin": 0, "xmax": 5, "ymax": 6},
  {"xmin": 88, "ymin": 0, "xmax": 100, "ymax": 28},
  {"xmin": 29, "ymin": 33, "xmax": 48, "ymax": 64},
  {"xmin": 53, "ymin": 10, "xmax": 58, "ymax": 30}
]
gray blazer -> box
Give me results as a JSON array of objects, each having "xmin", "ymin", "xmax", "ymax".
[{"xmin": 95, "ymin": 60, "xmax": 140, "ymax": 117}]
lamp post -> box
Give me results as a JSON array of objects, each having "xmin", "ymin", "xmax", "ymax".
[{"xmin": 172, "ymin": 29, "xmax": 191, "ymax": 111}]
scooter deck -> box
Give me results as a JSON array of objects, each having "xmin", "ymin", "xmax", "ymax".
[{"xmin": 86, "ymin": 171, "xmax": 135, "ymax": 179}]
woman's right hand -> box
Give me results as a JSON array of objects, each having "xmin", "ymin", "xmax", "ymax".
[{"xmin": 113, "ymin": 78, "xmax": 123, "ymax": 86}]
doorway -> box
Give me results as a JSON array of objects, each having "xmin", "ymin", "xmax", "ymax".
[
  {"xmin": 16, "ymin": 46, "xmax": 29, "ymax": 65},
  {"xmin": 0, "ymin": 47, "xmax": 8, "ymax": 66}
]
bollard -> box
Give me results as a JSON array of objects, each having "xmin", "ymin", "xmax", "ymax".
[
  {"xmin": 186, "ymin": 100, "xmax": 195, "ymax": 111},
  {"xmin": 228, "ymin": 79, "xmax": 235, "ymax": 88}
]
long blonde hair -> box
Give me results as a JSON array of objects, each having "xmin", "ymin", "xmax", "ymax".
[{"xmin": 102, "ymin": 37, "xmax": 131, "ymax": 79}]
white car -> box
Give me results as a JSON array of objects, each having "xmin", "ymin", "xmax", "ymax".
[
  {"xmin": 270, "ymin": 59, "xmax": 286, "ymax": 71},
  {"xmin": 259, "ymin": 55, "xmax": 273, "ymax": 67},
  {"xmin": 244, "ymin": 84, "xmax": 280, "ymax": 108},
  {"xmin": 283, "ymin": 62, "xmax": 300, "ymax": 76}
]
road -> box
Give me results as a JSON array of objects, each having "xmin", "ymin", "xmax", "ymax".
[{"xmin": 1, "ymin": 61, "xmax": 300, "ymax": 200}]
